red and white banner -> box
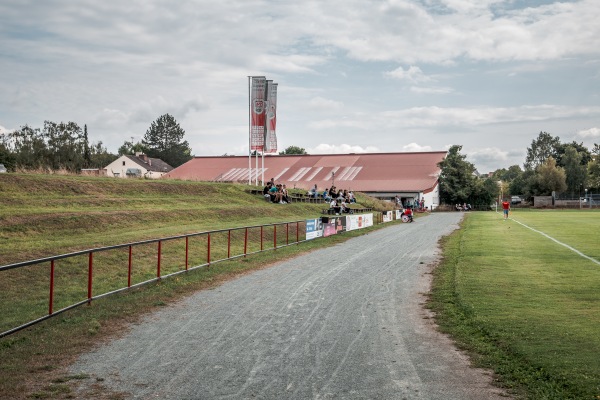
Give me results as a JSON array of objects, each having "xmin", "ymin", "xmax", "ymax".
[
  {"xmin": 250, "ymin": 76, "xmax": 266, "ymax": 151},
  {"xmin": 264, "ymin": 81, "xmax": 278, "ymax": 153}
]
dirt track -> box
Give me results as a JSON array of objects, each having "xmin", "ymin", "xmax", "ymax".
[{"xmin": 71, "ymin": 212, "xmax": 508, "ymax": 399}]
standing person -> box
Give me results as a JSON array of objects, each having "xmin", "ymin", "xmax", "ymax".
[{"xmin": 502, "ymin": 199, "xmax": 510, "ymax": 220}]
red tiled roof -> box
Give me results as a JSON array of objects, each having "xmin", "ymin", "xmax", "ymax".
[{"xmin": 163, "ymin": 152, "xmax": 447, "ymax": 193}]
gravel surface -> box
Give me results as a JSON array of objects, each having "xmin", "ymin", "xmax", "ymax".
[{"xmin": 71, "ymin": 212, "xmax": 508, "ymax": 399}]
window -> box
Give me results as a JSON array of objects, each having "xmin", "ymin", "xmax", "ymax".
[{"xmin": 122, "ymin": 161, "xmax": 126, "ymax": 166}]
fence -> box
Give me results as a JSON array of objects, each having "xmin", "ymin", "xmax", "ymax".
[
  {"xmin": 0, "ymin": 214, "xmax": 385, "ymax": 338},
  {"xmin": 0, "ymin": 220, "xmax": 312, "ymax": 338}
]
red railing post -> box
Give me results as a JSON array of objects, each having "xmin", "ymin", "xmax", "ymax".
[
  {"xmin": 185, "ymin": 236, "xmax": 189, "ymax": 271},
  {"xmin": 274, "ymin": 225, "xmax": 277, "ymax": 249},
  {"xmin": 128, "ymin": 245, "xmax": 132, "ymax": 287},
  {"xmin": 260, "ymin": 226, "xmax": 263, "ymax": 251},
  {"xmin": 87, "ymin": 252, "xmax": 93, "ymax": 304},
  {"xmin": 49, "ymin": 260, "xmax": 55, "ymax": 315},
  {"xmin": 227, "ymin": 230, "xmax": 231, "ymax": 259},
  {"xmin": 207, "ymin": 233, "xmax": 211, "ymax": 267},
  {"xmin": 296, "ymin": 221, "xmax": 299, "ymax": 244},
  {"xmin": 244, "ymin": 227, "xmax": 248, "ymax": 257},
  {"xmin": 157, "ymin": 240, "xmax": 162, "ymax": 279},
  {"xmin": 286, "ymin": 223, "xmax": 289, "ymax": 245}
]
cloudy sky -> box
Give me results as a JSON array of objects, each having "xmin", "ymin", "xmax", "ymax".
[{"xmin": 1, "ymin": 0, "xmax": 599, "ymax": 173}]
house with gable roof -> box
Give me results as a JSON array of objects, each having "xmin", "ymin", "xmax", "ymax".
[
  {"xmin": 104, "ymin": 152, "xmax": 174, "ymax": 179},
  {"xmin": 163, "ymin": 151, "xmax": 447, "ymax": 209}
]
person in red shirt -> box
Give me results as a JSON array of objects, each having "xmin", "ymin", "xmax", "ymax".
[{"xmin": 502, "ymin": 199, "xmax": 510, "ymax": 220}]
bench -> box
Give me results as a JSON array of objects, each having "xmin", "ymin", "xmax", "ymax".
[
  {"xmin": 321, "ymin": 207, "xmax": 372, "ymax": 215},
  {"xmin": 247, "ymin": 190, "xmax": 325, "ymax": 204}
]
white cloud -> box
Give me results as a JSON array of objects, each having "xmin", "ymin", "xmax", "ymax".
[
  {"xmin": 577, "ymin": 127, "xmax": 600, "ymax": 138},
  {"xmin": 410, "ymin": 86, "xmax": 454, "ymax": 94},
  {"xmin": 385, "ymin": 66, "xmax": 431, "ymax": 83},
  {"xmin": 467, "ymin": 146, "xmax": 509, "ymax": 162},
  {"xmin": 307, "ymin": 144, "xmax": 380, "ymax": 154},
  {"xmin": 402, "ymin": 143, "xmax": 432, "ymax": 152},
  {"xmin": 307, "ymin": 96, "xmax": 344, "ymax": 111}
]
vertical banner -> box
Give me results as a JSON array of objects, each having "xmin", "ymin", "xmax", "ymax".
[
  {"xmin": 250, "ymin": 76, "xmax": 266, "ymax": 151},
  {"xmin": 265, "ymin": 81, "xmax": 278, "ymax": 153}
]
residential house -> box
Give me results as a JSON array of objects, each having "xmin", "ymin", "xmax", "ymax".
[{"xmin": 104, "ymin": 153, "xmax": 173, "ymax": 179}]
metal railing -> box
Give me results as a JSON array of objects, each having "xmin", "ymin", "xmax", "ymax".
[{"xmin": 0, "ymin": 219, "xmax": 310, "ymax": 338}]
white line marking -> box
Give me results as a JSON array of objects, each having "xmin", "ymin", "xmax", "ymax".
[{"xmin": 508, "ymin": 216, "xmax": 600, "ymax": 266}]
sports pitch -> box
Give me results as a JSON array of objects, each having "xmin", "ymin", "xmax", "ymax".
[{"xmin": 430, "ymin": 209, "xmax": 600, "ymax": 399}]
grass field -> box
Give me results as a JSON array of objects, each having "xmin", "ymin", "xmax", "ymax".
[{"xmin": 429, "ymin": 209, "xmax": 600, "ymax": 399}]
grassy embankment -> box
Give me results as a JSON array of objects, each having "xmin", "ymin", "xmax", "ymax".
[
  {"xmin": 0, "ymin": 173, "xmax": 395, "ymax": 399},
  {"xmin": 429, "ymin": 210, "xmax": 600, "ymax": 399}
]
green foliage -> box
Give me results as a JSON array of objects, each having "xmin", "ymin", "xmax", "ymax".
[
  {"xmin": 438, "ymin": 145, "xmax": 475, "ymax": 204},
  {"xmin": 531, "ymin": 157, "xmax": 567, "ymax": 195},
  {"xmin": 472, "ymin": 177, "xmax": 500, "ymax": 206},
  {"xmin": 493, "ymin": 164, "xmax": 522, "ymax": 183},
  {"xmin": 561, "ymin": 145, "xmax": 587, "ymax": 195},
  {"xmin": 588, "ymin": 154, "xmax": 600, "ymax": 191},
  {"xmin": 279, "ymin": 145, "xmax": 307, "ymax": 155},
  {"xmin": 524, "ymin": 131, "xmax": 561, "ymax": 170},
  {"xmin": 2, "ymin": 122, "xmax": 116, "ymax": 172},
  {"xmin": 89, "ymin": 141, "xmax": 118, "ymax": 169},
  {"xmin": 142, "ymin": 114, "xmax": 193, "ymax": 168},
  {"xmin": 0, "ymin": 142, "xmax": 16, "ymax": 171},
  {"xmin": 118, "ymin": 140, "xmax": 148, "ymax": 156}
]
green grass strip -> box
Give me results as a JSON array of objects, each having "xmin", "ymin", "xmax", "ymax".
[{"xmin": 429, "ymin": 210, "xmax": 600, "ymax": 399}]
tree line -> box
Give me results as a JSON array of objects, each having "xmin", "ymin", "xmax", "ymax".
[
  {"xmin": 438, "ymin": 132, "xmax": 600, "ymax": 206},
  {"xmin": 0, "ymin": 114, "xmax": 193, "ymax": 172}
]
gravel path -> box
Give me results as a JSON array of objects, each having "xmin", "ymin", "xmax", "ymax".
[{"xmin": 71, "ymin": 212, "xmax": 508, "ymax": 399}]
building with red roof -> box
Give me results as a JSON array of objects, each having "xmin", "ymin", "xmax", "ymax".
[{"xmin": 164, "ymin": 151, "xmax": 447, "ymax": 209}]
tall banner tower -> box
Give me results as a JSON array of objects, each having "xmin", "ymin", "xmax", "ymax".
[{"xmin": 248, "ymin": 76, "xmax": 278, "ymax": 185}]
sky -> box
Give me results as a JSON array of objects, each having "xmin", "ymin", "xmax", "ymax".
[{"xmin": 1, "ymin": 0, "xmax": 599, "ymax": 173}]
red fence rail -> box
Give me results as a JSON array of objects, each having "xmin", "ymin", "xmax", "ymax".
[{"xmin": 0, "ymin": 219, "xmax": 314, "ymax": 339}]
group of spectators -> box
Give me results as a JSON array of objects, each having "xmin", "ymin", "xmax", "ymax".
[
  {"xmin": 395, "ymin": 195, "xmax": 426, "ymax": 211},
  {"xmin": 308, "ymin": 185, "xmax": 356, "ymax": 204},
  {"xmin": 263, "ymin": 181, "xmax": 291, "ymax": 204},
  {"xmin": 455, "ymin": 203, "xmax": 472, "ymax": 211},
  {"xmin": 262, "ymin": 180, "xmax": 359, "ymax": 210},
  {"xmin": 309, "ymin": 185, "xmax": 355, "ymax": 215}
]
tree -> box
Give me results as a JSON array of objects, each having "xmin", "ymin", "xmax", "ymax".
[
  {"xmin": 142, "ymin": 114, "xmax": 192, "ymax": 168},
  {"xmin": 509, "ymin": 169, "xmax": 532, "ymax": 198},
  {"xmin": 0, "ymin": 140, "xmax": 16, "ymax": 172},
  {"xmin": 555, "ymin": 141, "xmax": 592, "ymax": 167},
  {"xmin": 279, "ymin": 146, "xmax": 307, "ymax": 155},
  {"xmin": 561, "ymin": 145, "xmax": 587, "ymax": 196},
  {"xmin": 44, "ymin": 121, "xmax": 86, "ymax": 171},
  {"xmin": 471, "ymin": 177, "xmax": 500, "ymax": 207},
  {"xmin": 588, "ymin": 149, "xmax": 600, "ymax": 191},
  {"xmin": 492, "ymin": 165, "xmax": 523, "ymax": 184},
  {"xmin": 524, "ymin": 131, "xmax": 561, "ymax": 170},
  {"xmin": 9, "ymin": 125, "xmax": 47, "ymax": 170},
  {"xmin": 83, "ymin": 125, "xmax": 92, "ymax": 168},
  {"xmin": 530, "ymin": 157, "xmax": 567, "ymax": 195},
  {"xmin": 438, "ymin": 145, "xmax": 477, "ymax": 204},
  {"xmin": 118, "ymin": 140, "xmax": 147, "ymax": 156},
  {"xmin": 89, "ymin": 141, "xmax": 118, "ymax": 169}
]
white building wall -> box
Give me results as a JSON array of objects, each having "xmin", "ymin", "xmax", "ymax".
[
  {"xmin": 104, "ymin": 156, "xmax": 148, "ymax": 178},
  {"xmin": 422, "ymin": 184, "xmax": 440, "ymax": 210}
]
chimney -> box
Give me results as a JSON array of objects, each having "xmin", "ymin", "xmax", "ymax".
[
  {"xmin": 136, "ymin": 153, "xmax": 148, "ymax": 162},
  {"xmin": 148, "ymin": 159, "xmax": 152, "ymax": 166}
]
